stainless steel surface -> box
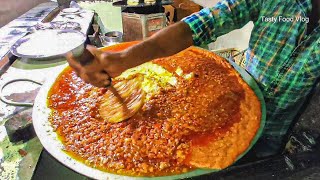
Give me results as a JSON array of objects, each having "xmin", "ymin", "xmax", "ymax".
[
  {"xmin": 0, "ymin": 4, "xmax": 94, "ymax": 180},
  {"xmin": 0, "ymin": 2, "xmax": 58, "ymax": 60},
  {"xmin": 35, "ymin": 21, "xmax": 81, "ymax": 30}
]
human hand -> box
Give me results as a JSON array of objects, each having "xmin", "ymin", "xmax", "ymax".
[{"xmin": 66, "ymin": 45, "xmax": 129, "ymax": 87}]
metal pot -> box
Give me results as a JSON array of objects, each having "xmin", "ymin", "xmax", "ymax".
[{"xmin": 99, "ymin": 31, "xmax": 123, "ymax": 46}]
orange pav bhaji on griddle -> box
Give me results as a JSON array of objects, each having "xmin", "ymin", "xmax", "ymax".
[{"xmin": 47, "ymin": 44, "xmax": 261, "ymax": 177}]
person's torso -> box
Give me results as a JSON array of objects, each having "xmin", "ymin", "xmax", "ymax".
[{"xmin": 244, "ymin": 0, "xmax": 320, "ymax": 135}]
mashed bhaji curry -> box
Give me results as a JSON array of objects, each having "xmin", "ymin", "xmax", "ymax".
[{"xmin": 47, "ymin": 44, "xmax": 261, "ymax": 177}]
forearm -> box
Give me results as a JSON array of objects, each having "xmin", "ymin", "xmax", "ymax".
[{"xmin": 122, "ymin": 21, "xmax": 194, "ymax": 68}]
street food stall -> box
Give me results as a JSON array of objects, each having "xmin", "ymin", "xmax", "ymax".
[{"xmin": 0, "ymin": 1, "xmax": 320, "ymax": 180}]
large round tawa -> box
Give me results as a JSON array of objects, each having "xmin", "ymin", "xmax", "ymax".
[{"xmin": 32, "ymin": 43, "xmax": 266, "ymax": 179}]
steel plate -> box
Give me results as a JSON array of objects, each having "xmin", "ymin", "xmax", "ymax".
[{"xmin": 10, "ymin": 30, "xmax": 86, "ymax": 60}]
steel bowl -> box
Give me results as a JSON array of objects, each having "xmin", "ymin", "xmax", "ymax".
[{"xmin": 100, "ymin": 31, "xmax": 123, "ymax": 46}]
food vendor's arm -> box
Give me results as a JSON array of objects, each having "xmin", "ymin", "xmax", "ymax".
[
  {"xmin": 67, "ymin": 0, "xmax": 261, "ymax": 87},
  {"xmin": 120, "ymin": 22, "xmax": 194, "ymax": 69},
  {"xmin": 122, "ymin": 0, "xmax": 263, "ymax": 61},
  {"xmin": 67, "ymin": 22, "xmax": 193, "ymax": 87},
  {"xmin": 122, "ymin": 0, "xmax": 263, "ymax": 63}
]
